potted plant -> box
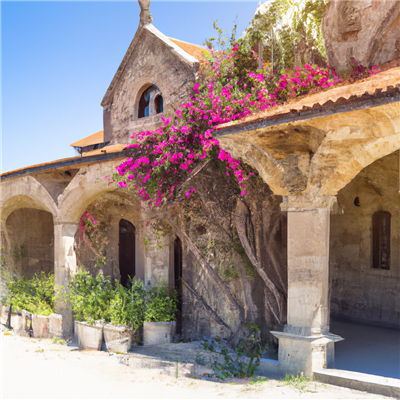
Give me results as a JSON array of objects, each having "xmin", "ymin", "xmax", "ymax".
[
  {"xmin": 104, "ymin": 279, "xmax": 146, "ymax": 353},
  {"xmin": 67, "ymin": 270, "xmax": 113, "ymax": 350},
  {"xmin": 1, "ymin": 271, "xmax": 57, "ymax": 337},
  {"xmin": 142, "ymin": 283, "xmax": 177, "ymax": 346}
]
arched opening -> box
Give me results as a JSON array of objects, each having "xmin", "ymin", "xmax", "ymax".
[
  {"xmin": 138, "ymin": 87, "xmax": 151, "ymax": 119},
  {"xmin": 119, "ymin": 219, "xmax": 136, "ymax": 287},
  {"xmin": 137, "ymin": 85, "xmax": 162, "ymax": 119},
  {"xmin": 174, "ymin": 237, "xmax": 183, "ymax": 335},
  {"xmin": 154, "ymin": 94, "xmax": 163, "ymax": 114},
  {"xmin": 4, "ymin": 208, "xmax": 54, "ymax": 278},
  {"xmin": 329, "ymin": 150, "xmax": 399, "ymax": 378}
]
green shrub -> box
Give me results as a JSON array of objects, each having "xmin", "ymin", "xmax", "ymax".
[
  {"xmin": 67, "ymin": 270, "xmax": 113, "ymax": 324},
  {"xmin": 144, "ymin": 283, "xmax": 176, "ymax": 323},
  {"xmin": 61, "ymin": 271, "xmax": 177, "ymax": 327},
  {"xmin": 109, "ymin": 279, "xmax": 146, "ymax": 330},
  {"xmin": 1, "ymin": 272, "xmax": 56, "ymax": 316}
]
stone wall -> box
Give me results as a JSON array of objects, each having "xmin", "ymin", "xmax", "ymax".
[
  {"xmin": 330, "ymin": 151, "xmax": 400, "ymax": 328},
  {"xmin": 74, "ymin": 192, "xmax": 170, "ymax": 289},
  {"xmin": 322, "ymin": 0, "xmax": 400, "ymax": 74},
  {"xmin": 103, "ymin": 25, "xmax": 198, "ymax": 145},
  {"xmin": 4, "ymin": 208, "xmax": 54, "ymax": 278}
]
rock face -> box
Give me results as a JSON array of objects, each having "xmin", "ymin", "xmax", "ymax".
[{"xmin": 322, "ymin": 0, "xmax": 400, "ymax": 74}]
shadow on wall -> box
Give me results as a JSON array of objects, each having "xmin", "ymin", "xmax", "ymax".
[{"xmin": 4, "ymin": 208, "xmax": 54, "ymax": 278}]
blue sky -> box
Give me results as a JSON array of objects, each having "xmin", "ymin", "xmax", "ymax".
[{"xmin": 1, "ymin": 1, "xmax": 260, "ymax": 173}]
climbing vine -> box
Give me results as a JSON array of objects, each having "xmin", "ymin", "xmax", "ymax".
[{"xmin": 111, "ymin": 40, "xmax": 339, "ymax": 207}]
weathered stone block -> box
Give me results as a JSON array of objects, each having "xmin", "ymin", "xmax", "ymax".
[
  {"xmin": 12, "ymin": 313, "xmax": 25, "ymax": 332},
  {"xmin": 75, "ymin": 321, "xmax": 103, "ymax": 350},
  {"xmin": 32, "ymin": 315, "xmax": 50, "ymax": 338},
  {"xmin": 103, "ymin": 324, "xmax": 133, "ymax": 353},
  {"xmin": 0, "ymin": 305, "xmax": 10, "ymax": 324},
  {"xmin": 49, "ymin": 313, "xmax": 63, "ymax": 338},
  {"xmin": 143, "ymin": 321, "xmax": 176, "ymax": 346}
]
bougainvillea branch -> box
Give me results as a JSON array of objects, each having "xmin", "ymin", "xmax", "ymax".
[
  {"xmin": 79, "ymin": 211, "xmax": 101, "ymax": 258},
  {"xmin": 111, "ymin": 41, "xmax": 379, "ymax": 207}
]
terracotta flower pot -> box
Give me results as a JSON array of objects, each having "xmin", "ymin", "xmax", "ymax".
[
  {"xmin": 103, "ymin": 324, "xmax": 133, "ymax": 353},
  {"xmin": 75, "ymin": 321, "xmax": 103, "ymax": 350},
  {"xmin": 143, "ymin": 321, "xmax": 176, "ymax": 346}
]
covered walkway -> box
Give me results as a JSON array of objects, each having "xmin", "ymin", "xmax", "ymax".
[{"xmin": 331, "ymin": 319, "xmax": 400, "ymax": 379}]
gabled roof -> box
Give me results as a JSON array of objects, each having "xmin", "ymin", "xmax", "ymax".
[
  {"xmin": 168, "ymin": 38, "xmax": 207, "ymax": 61},
  {"xmin": 101, "ymin": 24, "xmax": 200, "ymax": 107},
  {"xmin": 70, "ymin": 130, "xmax": 104, "ymax": 148}
]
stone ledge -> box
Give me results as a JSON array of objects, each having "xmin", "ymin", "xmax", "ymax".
[{"xmin": 314, "ymin": 369, "xmax": 400, "ymax": 398}]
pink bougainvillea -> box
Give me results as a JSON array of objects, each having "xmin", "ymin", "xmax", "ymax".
[
  {"xmin": 111, "ymin": 42, "xmax": 379, "ymax": 207},
  {"xmin": 79, "ymin": 211, "xmax": 101, "ymax": 257}
]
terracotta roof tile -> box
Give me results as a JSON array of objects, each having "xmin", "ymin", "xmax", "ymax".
[
  {"xmin": 216, "ymin": 66, "xmax": 400, "ymax": 131},
  {"xmin": 81, "ymin": 144, "xmax": 127, "ymax": 156},
  {"xmin": 168, "ymin": 38, "xmax": 207, "ymax": 61},
  {"xmin": 1, "ymin": 144, "xmax": 129, "ymax": 178},
  {"xmin": 70, "ymin": 130, "xmax": 104, "ymax": 147}
]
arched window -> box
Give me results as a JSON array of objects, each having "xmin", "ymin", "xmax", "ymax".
[
  {"xmin": 372, "ymin": 211, "xmax": 391, "ymax": 270},
  {"xmin": 137, "ymin": 85, "xmax": 163, "ymax": 119},
  {"xmin": 119, "ymin": 219, "xmax": 136, "ymax": 287},
  {"xmin": 138, "ymin": 87, "xmax": 151, "ymax": 119},
  {"xmin": 155, "ymin": 94, "xmax": 163, "ymax": 114},
  {"xmin": 173, "ymin": 237, "xmax": 183, "ymax": 335}
]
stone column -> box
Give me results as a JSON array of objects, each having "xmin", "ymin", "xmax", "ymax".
[
  {"xmin": 54, "ymin": 221, "xmax": 78, "ymax": 339},
  {"xmin": 272, "ymin": 195, "xmax": 342, "ymax": 377}
]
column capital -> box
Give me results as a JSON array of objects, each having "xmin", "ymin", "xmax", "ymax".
[{"xmin": 280, "ymin": 194, "xmax": 338, "ymax": 212}]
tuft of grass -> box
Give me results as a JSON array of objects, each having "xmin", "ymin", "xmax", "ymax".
[
  {"xmin": 250, "ymin": 376, "xmax": 269, "ymax": 385},
  {"xmin": 52, "ymin": 337, "xmax": 66, "ymax": 345},
  {"xmin": 281, "ymin": 374, "xmax": 317, "ymax": 393}
]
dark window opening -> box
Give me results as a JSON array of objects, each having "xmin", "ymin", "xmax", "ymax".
[
  {"xmin": 354, "ymin": 197, "xmax": 360, "ymax": 207},
  {"xmin": 174, "ymin": 237, "xmax": 183, "ymax": 335},
  {"xmin": 119, "ymin": 219, "xmax": 136, "ymax": 287},
  {"xmin": 138, "ymin": 88, "xmax": 151, "ymax": 119},
  {"xmin": 137, "ymin": 85, "xmax": 162, "ymax": 119},
  {"xmin": 372, "ymin": 211, "xmax": 391, "ymax": 270},
  {"xmin": 155, "ymin": 94, "xmax": 163, "ymax": 114}
]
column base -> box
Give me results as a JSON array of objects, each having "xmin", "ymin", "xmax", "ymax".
[{"xmin": 271, "ymin": 331, "xmax": 343, "ymax": 378}]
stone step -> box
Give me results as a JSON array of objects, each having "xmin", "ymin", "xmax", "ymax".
[{"xmin": 314, "ymin": 368, "xmax": 400, "ymax": 398}]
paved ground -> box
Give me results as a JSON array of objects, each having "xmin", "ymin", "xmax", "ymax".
[
  {"xmin": 1, "ymin": 327, "xmax": 396, "ymax": 400},
  {"xmin": 332, "ymin": 319, "xmax": 400, "ymax": 379}
]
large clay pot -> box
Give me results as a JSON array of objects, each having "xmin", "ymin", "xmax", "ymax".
[
  {"xmin": 75, "ymin": 321, "xmax": 103, "ymax": 350},
  {"xmin": 12, "ymin": 312, "xmax": 25, "ymax": 332},
  {"xmin": 13, "ymin": 310, "xmax": 31, "ymax": 335},
  {"xmin": 49, "ymin": 313, "xmax": 63, "ymax": 338},
  {"xmin": 1, "ymin": 306, "xmax": 10, "ymax": 325},
  {"xmin": 32, "ymin": 314, "xmax": 50, "ymax": 338},
  {"xmin": 103, "ymin": 324, "xmax": 133, "ymax": 353},
  {"xmin": 143, "ymin": 321, "xmax": 176, "ymax": 346}
]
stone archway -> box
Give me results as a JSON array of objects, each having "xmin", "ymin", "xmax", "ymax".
[
  {"xmin": 5, "ymin": 208, "xmax": 54, "ymax": 278},
  {"xmin": 329, "ymin": 150, "xmax": 399, "ymax": 378},
  {"xmin": 0, "ymin": 176, "xmax": 59, "ymax": 278}
]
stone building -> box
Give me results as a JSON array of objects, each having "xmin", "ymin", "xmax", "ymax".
[{"xmin": 1, "ymin": 0, "xmax": 399, "ymax": 382}]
